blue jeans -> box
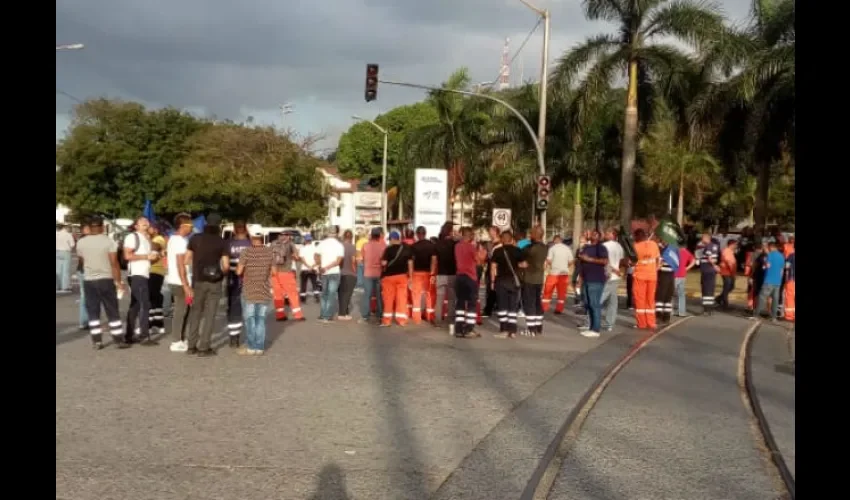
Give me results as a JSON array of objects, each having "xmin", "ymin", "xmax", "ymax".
[
  {"xmin": 320, "ymin": 274, "xmax": 341, "ymax": 320},
  {"xmin": 56, "ymin": 250, "xmax": 72, "ymax": 291},
  {"xmin": 754, "ymin": 283, "xmax": 780, "ymax": 318},
  {"xmin": 582, "ymin": 281, "xmax": 605, "ymax": 333},
  {"xmin": 674, "ymin": 277, "xmax": 687, "ymax": 316},
  {"xmin": 242, "ymin": 300, "xmax": 269, "ymax": 351},
  {"xmin": 78, "ymin": 271, "xmax": 88, "ymax": 326},
  {"xmin": 361, "ymin": 277, "xmax": 383, "ymax": 319},
  {"xmin": 356, "ymin": 263, "xmax": 365, "ymax": 289}
]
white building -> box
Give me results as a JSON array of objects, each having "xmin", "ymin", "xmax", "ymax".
[
  {"xmin": 56, "ymin": 204, "xmax": 71, "ymax": 224},
  {"xmin": 318, "ymin": 168, "xmax": 383, "ymax": 234}
]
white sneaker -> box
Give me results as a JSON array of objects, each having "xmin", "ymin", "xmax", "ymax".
[
  {"xmin": 170, "ymin": 340, "xmax": 188, "ymax": 352},
  {"xmin": 580, "ymin": 330, "xmax": 601, "ymax": 338}
]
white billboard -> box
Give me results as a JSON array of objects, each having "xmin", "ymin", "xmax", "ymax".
[{"xmin": 414, "ymin": 168, "xmax": 448, "ymax": 239}]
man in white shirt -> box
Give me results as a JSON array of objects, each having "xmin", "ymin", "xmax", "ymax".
[
  {"xmin": 56, "ymin": 224, "xmax": 76, "ymax": 292},
  {"xmin": 315, "ymin": 227, "xmax": 345, "ymax": 323},
  {"xmin": 165, "ymin": 213, "xmax": 194, "ymax": 352},
  {"xmin": 123, "ymin": 216, "xmax": 158, "ymax": 344},
  {"xmin": 299, "ymin": 236, "xmax": 320, "ymax": 303},
  {"xmin": 542, "ymin": 235, "xmax": 574, "ymax": 314},
  {"xmin": 601, "ymin": 228, "xmax": 626, "ymax": 331}
]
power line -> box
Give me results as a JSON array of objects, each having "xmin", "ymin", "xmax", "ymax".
[
  {"xmin": 56, "ymin": 89, "xmax": 82, "ymax": 104},
  {"xmin": 490, "ymin": 16, "xmax": 543, "ymax": 88}
]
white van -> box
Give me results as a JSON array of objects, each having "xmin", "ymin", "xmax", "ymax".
[{"xmin": 221, "ymin": 224, "xmax": 303, "ymax": 246}]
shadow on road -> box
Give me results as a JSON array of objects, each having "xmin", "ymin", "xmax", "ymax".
[
  {"xmin": 367, "ymin": 330, "xmax": 430, "ymax": 499},
  {"xmin": 56, "ymin": 325, "xmax": 88, "ymax": 346},
  {"xmin": 308, "ymin": 463, "xmax": 351, "ymax": 500}
]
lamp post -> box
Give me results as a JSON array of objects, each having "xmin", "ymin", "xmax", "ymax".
[
  {"xmin": 518, "ymin": 0, "xmax": 550, "ymax": 232},
  {"xmin": 56, "ymin": 44, "xmax": 85, "ymax": 51},
  {"xmin": 352, "ymin": 115, "xmax": 389, "ymax": 233}
]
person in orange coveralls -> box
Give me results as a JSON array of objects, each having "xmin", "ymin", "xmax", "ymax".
[
  {"xmin": 380, "ymin": 231, "xmax": 413, "ymax": 327},
  {"xmin": 270, "ymin": 232, "xmax": 305, "ymax": 321},
  {"xmin": 632, "ymin": 229, "xmax": 660, "ymax": 330},
  {"xmin": 784, "ymin": 242, "xmax": 795, "ymax": 322}
]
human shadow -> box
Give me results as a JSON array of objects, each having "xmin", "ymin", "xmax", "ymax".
[{"xmin": 308, "ymin": 463, "xmax": 352, "ymax": 500}]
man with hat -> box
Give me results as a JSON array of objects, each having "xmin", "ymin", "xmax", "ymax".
[
  {"xmin": 184, "ymin": 213, "xmax": 229, "ymax": 357},
  {"xmin": 380, "ymin": 230, "xmax": 413, "ymax": 327}
]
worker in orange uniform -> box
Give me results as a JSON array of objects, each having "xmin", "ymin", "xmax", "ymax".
[
  {"xmin": 784, "ymin": 245, "xmax": 795, "ymax": 322},
  {"xmin": 632, "ymin": 229, "xmax": 660, "ymax": 330},
  {"xmin": 380, "ymin": 231, "xmax": 414, "ymax": 327},
  {"xmin": 410, "ymin": 226, "xmax": 437, "ymax": 324},
  {"xmin": 269, "ymin": 232, "xmax": 305, "ymax": 321},
  {"xmin": 542, "ymin": 235, "xmax": 575, "ymax": 314}
]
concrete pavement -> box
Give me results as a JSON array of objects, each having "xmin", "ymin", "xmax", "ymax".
[
  {"xmin": 546, "ymin": 315, "xmax": 793, "ymax": 500},
  {"xmin": 57, "ymin": 290, "xmax": 617, "ymax": 500},
  {"xmin": 56, "ymin": 289, "xmax": 794, "ymax": 499}
]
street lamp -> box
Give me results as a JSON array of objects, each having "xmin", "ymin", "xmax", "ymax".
[
  {"xmin": 56, "ymin": 43, "xmax": 85, "ymax": 51},
  {"xmin": 351, "ymin": 115, "xmax": 389, "ymax": 232},
  {"xmin": 518, "ymin": 0, "xmax": 550, "ymax": 232}
]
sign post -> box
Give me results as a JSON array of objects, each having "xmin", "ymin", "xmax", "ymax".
[
  {"xmin": 414, "ymin": 169, "xmax": 448, "ymax": 239},
  {"xmin": 492, "ymin": 208, "xmax": 512, "ymax": 231}
]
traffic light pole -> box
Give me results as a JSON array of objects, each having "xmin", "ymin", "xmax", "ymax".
[{"xmin": 378, "ymin": 79, "xmax": 547, "ymax": 234}]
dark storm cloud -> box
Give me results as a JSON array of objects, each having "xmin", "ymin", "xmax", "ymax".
[{"xmin": 57, "ymin": 0, "xmax": 753, "ymax": 143}]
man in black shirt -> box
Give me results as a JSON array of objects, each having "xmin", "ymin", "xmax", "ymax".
[
  {"xmin": 410, "ymin": 226, "xmax": 437, "ymax": 324},
  {"xmin": 380, "ymin": 231, "xmax": 414, "ymax": 327},
  {"xmin": 184, "ymin": 213, "xmax": 230, "ymax": 357},
  {"xmin": 434, "ymin": 221, "xmax": 457, "ymax": 328},
  {"xmin": 491, "ymin": 230, "xmax": 523, "ymax": 339}
]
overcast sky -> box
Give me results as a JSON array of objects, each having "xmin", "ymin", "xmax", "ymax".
[{"xmin": 56, "ymin": 0, "xmax": 752, "ymax": 152}]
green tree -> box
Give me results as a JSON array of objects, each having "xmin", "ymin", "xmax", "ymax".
[
  {"xmin": 160, "ymin": 124, "xmax": 326, "ymax": 225},
  {"xmin": 551, "ymin": 0, "xmax": 725, "ymax": 229},
  {"xmin": 690, "ymin": 0, "xmax": 795, "ymax": 237},
  {"xmin": 56, "ymin": 98, "xmax": 204, "ymax": 218}
]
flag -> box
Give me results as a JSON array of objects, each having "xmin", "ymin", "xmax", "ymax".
[{"xmin": 143, "ymin": 199, "xmax": 155, "ymax": 222}]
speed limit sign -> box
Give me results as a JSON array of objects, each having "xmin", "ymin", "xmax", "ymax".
[{"xmin": 492, "ymin": 208, "xmax": 512, "ymax": 229}]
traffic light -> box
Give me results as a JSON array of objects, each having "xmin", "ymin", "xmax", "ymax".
[
  {"xmin": 365, "ymin": 64, "xmax": 379, "ymax": 102},
  {"xmin": 536, "ymin": 175, "xmax": 551, "ymax": 210}
]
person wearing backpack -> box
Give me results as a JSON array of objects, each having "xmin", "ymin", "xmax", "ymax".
[{"xmin": 123, "ymin": 217, "xmax": 159, "ymax": 345}]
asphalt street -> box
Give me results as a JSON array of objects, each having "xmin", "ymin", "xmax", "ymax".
[
  {"xmin": 547, "ymin": 314, "xmax": 795, "ymax": 500},
  {"xmin": 56, "ymin": 283, "xmax": 794, "ymax": 500},
  {"xmin": 57, "ymin": 286, "xmax": 617, "ymax": 500}
]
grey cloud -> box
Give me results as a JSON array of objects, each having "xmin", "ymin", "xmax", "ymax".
[{"xmin": 57, "ymin": 0, "xmax": 752, "ymax": 147}]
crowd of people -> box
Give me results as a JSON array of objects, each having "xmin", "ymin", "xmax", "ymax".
[{"xmin": 66, "ymin": 213, "xmax": 796, "ymax": 355}]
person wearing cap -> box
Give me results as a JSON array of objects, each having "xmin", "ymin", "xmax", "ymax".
[
  {"xmin": 75, "ymin": 216, "xmax": 127, "ymax": 349},
  {"xmin": 410, "ymin": 226, "xmax": 437, "ymax": 324},
  {"xmin": 270, "ymin": 232, "xmax": 305, "ymax": 322},
  {"xmin": 224, "ymin": 221, "xmax": 252, "ymax": 346},
  {"xmin": 359, "ymin": 227, "xmax": 386, "ymax": 323},
  {"xmin": 184, "ymin": 213, "xmax": 230, "ymax": 357},
  {"xmin": 380, "ymin": 231, "xmax": 413, "ymax": 326},
  {"xmin": 299, "ymin": 234, "xmax": 320, "ymax": 304},
  {"xmin": 235, "ymin": 230, "xmax": 276, "ymax": 355},
  {"xmin": 315, "ymin": 226, "xmax": 346, "ymax": 322}
]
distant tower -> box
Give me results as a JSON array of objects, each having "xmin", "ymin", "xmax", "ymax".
[{"xmin": 498, "ymin": 37, "xmax": 511, "ymax": 90}]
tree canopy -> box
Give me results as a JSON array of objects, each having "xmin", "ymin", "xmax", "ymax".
[{"xmin": 56, "ymin": 99, "xmax": 327, "ymax": 225}]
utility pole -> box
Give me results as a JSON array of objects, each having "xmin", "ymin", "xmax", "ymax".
[{"xmin": 519, "ymin": 0, "xmax": 550, "ymax": 236}]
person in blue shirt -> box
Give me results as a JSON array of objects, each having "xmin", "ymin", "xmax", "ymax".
[
  {"xmin": 516, "ymin": 230, "xmax": 531, "ymax": 250},
  {"xmin": 750, "ymin": 241, "xmax": 785, "ymax": 321}
]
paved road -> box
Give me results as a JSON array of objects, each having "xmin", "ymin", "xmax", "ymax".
[
  {"xmin": 547, "ymin": 315, "xmax": 794, "ymax": 500},
  {"xmin": 56, "ymin": 287, "xmax": 794, "ymax": 500},
  {"xmin": 57, "ymin": 288, "xmax": 620, "ymax": 500}
]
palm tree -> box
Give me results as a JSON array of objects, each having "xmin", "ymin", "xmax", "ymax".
[
  {"xmin": 641, "ymin": 116, "xmax": 721, "ymax": 225},
  {"xmin": 551, "ymin": 0, "xmax": 725, "ymax": 229},
  {"xmin": 690, "ymin": 0, "xmax": 794, "ymax": 237},
  {"xmin": 404, "ymin": 68, "xmax": 494, "ymax": 217}
]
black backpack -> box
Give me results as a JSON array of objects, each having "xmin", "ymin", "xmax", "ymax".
[{"xmin": 117, "ymin": 232, "xmax": 140, "ymax": 271}]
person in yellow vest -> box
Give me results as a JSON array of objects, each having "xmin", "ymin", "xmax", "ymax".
[
  {"xmin": 355, "ymin": 229, "xmax": 369, "ymax": 290},
  {"xmin": 148, "ymin": 223, "xmax": 168, "ymax": 333}
]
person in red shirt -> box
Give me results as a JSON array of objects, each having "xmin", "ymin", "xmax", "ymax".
[
  {"xmin": 453, "ymin": 227, "xmax": 483, "ymax": 338},
  {"xmin": 674, "ymin": 245, "xmax": 696, "ymax": 317},
  {"xmin": 716, "ymin": 240, "xmax": 738, "ymax": 309}
]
